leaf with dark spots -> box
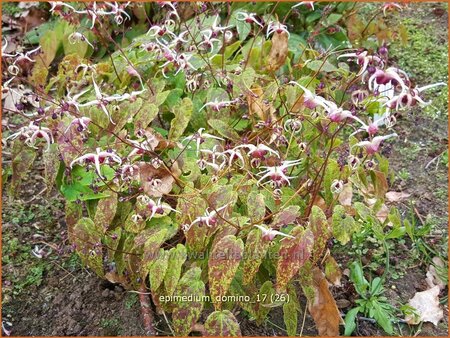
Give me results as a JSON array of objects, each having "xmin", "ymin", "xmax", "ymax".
[
  {"xmin": 168, "ymin": 97, "xmax": 193, "ymax": 140},
  {"xmin": 172, "ymin": 267, "xmax": 205, "ymax": 336},
  {"xmin": 242, "ymin": 229, "xmax": 269, "ymax": 285},
  {"xmin": 271, "ymin": 205, "xmax": 300, "ymax": 228},
  {"xmin": 94, "ymin": 192, "xmax": 118, "ymax": 234},
  {"xmin": 308, "ymin": 206, "xmax": 332, "ymax": 263},
  {"xmin": 283, "ymin": 285, "xmax": 300, "ymax": 336},
  {"xmin": 133, "ymin": 103, "xmax": 159, "ymax": 132},
  {"xmin": 208, "ymin": 235, "xmax": 244, "ymax": 310},
  {"xmin": 9, "ymin": 140, "xmax": 37, "ymax": 196},
  {"xmin": 247, "ymin": 191, "xmax": 266, "ymax": 222},
  {"xmin": 65, "ymin": 201, "xmax": 83, "ymax": 243},
  {"xmin": 204, "ymin": 310, "xmax": 242, "ymax": 336},
  {"xmin": 332, "ymin": 205, "xmax": 359, "ymax": 245},
  {"xmin": 276, "ymin": 227, "xmax": 314, "ymax": 293},
  {"xmin": 148, "ymin": 248, "xmax": 169, "ymax": 292},
  {"xmin": 43, "ymin": 143, "xmax": 60, "ymax": 196},
  {"xmin": 73, "ymin": 217, "xmax": 104, "ymax": 277},
  {"xmin": 113, "ymin": 97, "xmax": 143, "ymax": 132},
  {"xmin": 324, "ymin": 254, "xmax": 342, "ymax": 286},
  {"xmin": 164, "ymin": 244, "xmax": 187, "ymax": 296},
  {"xmin": 207, "ymin": 119, "xmax": 240, "ymax": 140}
]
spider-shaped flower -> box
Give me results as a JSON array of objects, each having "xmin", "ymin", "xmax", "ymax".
[
  {"xmin": 200, "ymin": 145, "xmax": 227, "ymax": 172},
  {"xmin": 257, "ymin": 159, "xmax": 302, "ymax": 187},
  {"xmin": 382, "ymin": 2, "xmax": 403, "ymax": 16},
  {"xmin": 182, "ymin": 128, "xmax": 224, "ymax": 156},
  {"xmin": 317, "ymin": 99, "xmax": 364, "ymax": 124},
  {"xmin": 292, "ymin": 1, "xmax": 315, "ymax": 10},
  {"xmin": 223, "ymin": 148, "xmax": 246, "ymax": 168},
  {"xmin": 235, "ymin": 143, "xmax": 280, "ymax": 159},
  {"xmin": 236, "ymin": 12, "xmax": 263, "ymax": 27},
  {"xmin": 288, "ymin": 81, "xmax": 325, "ymax": 109},
  {"xmin": 104, "ymin": 1, "xmax": 131, "ymax": 24},
  {"xmin": 352, "ymin": 133, "xmax": 398, "ymax": 155},
  {"xmin": 330, "ymin": 179, "xmax": 344, "ymax": 194},
  {"xmin": 254, "ymin": 224, "xmax": 295, "ymax": 241},
  {"xmin": 68, "ymin": 32, "xmax": 94, "ymax": 49},
  {"xmin": 190, "ymin": 204, "xmax": 230, "ymax": 228},
  {"xmin": 138, "ymin": 195, "xmax": 179, "ymax": 220},
  {"xmin": 338, "ymin": 50, "xmax": 384, "ymax": 76},
  {"xmin": 198, "ymin": 30, "xmax": 222, "ymax": 53},
  {"xmin": 119, "ymin": 164, "xmax": 139, "ymax": 181},
  {"xmin": 266, "ymin": 21, "xmax": 290, "ymax": 38},
  {"xmin": 70, "ymin": 147, "xmax": 122, "ymax": 179},
  {"xmin": 200, "ymin": 98, "xmax": 239, "ymax": 111},
  {"xmin": 384, "ymin": 82, "xmax": 446, "ymax": 110},
  {"xmin": 3, "ymin": 46, "xmax": 41, "ymax": 75},
  {"xmin": 5, "ymin": 122, "xmax": 54, "ymax": 151},
  {"xmin": 368, "ymin": 67, "xmax": 409, "ymax": 93},
  {"xmin": 64, "ymin": 117, "xmax": 91, "ymax": 134}
]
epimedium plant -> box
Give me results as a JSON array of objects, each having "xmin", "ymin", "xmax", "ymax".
[{"xmin": 2, "ymin": 1, "xmax": 446, "ymax": 336}]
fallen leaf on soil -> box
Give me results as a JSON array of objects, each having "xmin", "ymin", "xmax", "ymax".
[
  {"xmin": 385, "ymin": 191, "xmax": 411, "ymax": 202},
  {"xmin": 375, "ymin": 204, "xmax": 389, "ymax": 223},
  {"xmin": 405, "ymin": 285, "xmax": 443, "ymax": 326},
  {"xmin": 426, "ymin": 257, "xmax": 447, "ymax": 290},
  {"xmin": 308, "ymin": 267, "xmax": 342, "ymax": 336},
  {"xmin": 266, "ymin": 31, "xmax": 289, "ymax": 71}
]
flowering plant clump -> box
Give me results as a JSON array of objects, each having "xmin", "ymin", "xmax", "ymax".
[{"xmin": 2, "ymin": 2, "xmax": 446, "ymax": 336}]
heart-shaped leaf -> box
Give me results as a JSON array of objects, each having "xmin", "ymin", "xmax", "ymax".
[{"xmin": 205, "ymin": 310, "xmax": 242, "ymax": 336}]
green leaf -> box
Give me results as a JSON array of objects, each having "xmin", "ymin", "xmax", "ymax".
[
  {"xmin": 60, "ymin": 181, "xmax": 111, "ymax": 202},
  {"xmin": 306, "ymin": 60, "xmax": 339, "ymax": 73},
  {"xmin": 168, "ymin": 97, "xmax": 193, "ymax": 140},
  {"xmin": 283, "ymin": 287, "xmax": 299, "ymax": 336},
  {"xmin": 164, "ymin": 244, "xmax": 187, "ymax": 296},
  {"xmin": 208, "ymin": 235, "xmax": 244, "ymax": 310},
  {"xmin": 207, "ymin": 119, "xmax": 240, "ymax": 140},
  {"xmin": 349, "ymin": 261, "xmax": 369, "ymax": 296},
  {"xmin": 332, "ymin": 205, "xmax": 359, "ymax": 245},
  {"xmin": 204, "ymin": 310, "xmax": 242, "ymax": 336},
  {"xmin": 134, "ymin": 102, "xmax": 159, "ymax": 131},
  {"xmin": 344, "ymin": 307, "xmax": 360, "ymax": 336}
]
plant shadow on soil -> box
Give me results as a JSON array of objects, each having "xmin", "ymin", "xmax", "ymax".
[{"xmin": 1, "ymin": 2, "xmax": 449, "ymax": 337}]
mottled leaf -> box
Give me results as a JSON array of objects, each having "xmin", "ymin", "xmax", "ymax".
[
  {"xmin": 168, "ymin": 97, "xmax": 193, "ymax": 140},
  {"xmin": 94, "ymin": 192, "xmax": 118, "ymax": 234},
  {"xmin": 209, "ymin": 235, "xmax": 244, "ymax": 309},
  {"xmin": 324, "ymin": 255, "xmax": 342, "ymax": 286},
  {"xmin": 205, "ymin": 310, "xmax": 242, "ymax": 336},
  {"xmin": 308, "ymin": 206, "xmax": 332, "ymax": 263},
  {"xmin": 332, "ymin": 205, "xmax": 359, "ymax": 245},
  {"xmin": 43, "ymin": 143, "xmax": 60, "ymax": 195},
  {"xmin": 164, "ymin": 244, "xmax": 187, "ymax": 296},
  {"xmin": 243, "ymin": 229, "xmax": 269, "ymax": 285},
  {"xmin": 73, "ymin": 217, "xmax": 104, "ymax": 277},
  {"xmin": 65, "ymin": 200, "xmax": 82, "ymax": 242},
  {"xmin": 134, "ymin": 103, "xmax": 159, "ymax": 131},
  {"xmin": 172, "ymin": 267, "xmax": 205, "ymax": 336},
  {"xmin": 148, "ymin": 249, "xmax": 169, "ymax": 291},
  {"xmin": 283, "ymin": 286, "xmax": 300, "ymax": 336},
  {"xmin": 276, "ymin": 227, "xmax": 314, "ymax": 293},
  {"xmin": 247, "ymin": 191, "xmax": 266, "ymax": 222},
  {"xmin": 9, "ymin": 140, "xmax": 37, "ymax": 196},
  {"xmin": 271, "ymin": 205, "xmax": 300, "ymax": 227}
]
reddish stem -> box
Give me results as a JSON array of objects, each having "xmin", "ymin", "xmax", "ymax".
[{"xmin": 139, "ymin": 283, "xmax": 156, "ymax": 335}]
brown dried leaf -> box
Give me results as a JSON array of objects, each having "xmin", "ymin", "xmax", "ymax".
[
  {"xmin": 338, "ymin": 183, "xmax": 353, "ymax": 206},
  {"xmin": 385, "ymin": 191, "xmax": 411, "ymax": 203},
  {"xmin": 246, "ymin": 86, "xmax": 276, "ymax": 121},
  {"xmin": 426, "ymin": 257, "xmax": 446, "ymax": 290},
  {"xmin": 308, "ymin": 268, "xmax": 342, "ymax": 336},
  {"xmin": 138, "ymin": 161, "xmax": 180, "ymax": 197},
  {"xmin": 266, "ymin": 31, "xmax": 289, "ymax": 71},
  {"xmin": 405, "ymin": 285, "xmax": 444, "ymax": 326}
]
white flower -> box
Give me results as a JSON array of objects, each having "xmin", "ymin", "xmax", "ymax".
[
  {"xmin": 352, "ymin": 133, "xmax": 398, "ymax": 155},
  {"xmin": 68, "ymin": 32, "xmax": 94, "ymax": 49},
  {"xmin": 256, "ymin": 159, "xmax": 302, "ymax": 187},
  {"xmin": 200, "ymin": 98, "xmax": 238, "ymax": 111},
  {"xmin": 338, "ymin": 51, "xmax": 383, "ymax": 76},
  {"xmin": 292, "ymin": 2, "xmax": 315, "ymax": 11},
  {"xmin": 182, "ymin": 128, "xmax": 224, "ymax": 156},
  {"xmin": 235, "ymin": 12, "xmax": 263, "ymax": 27},
  {"xmin": 330, "ymin": 179, "xmax": 344, "ymax": 194},
  {"xmin": 64, "ymin": 117, "xmax": 91, "ymax": 134},
  {"xmin": 190, "ymin": 204, "xmax": 230, "ymax": 228},
  {"xmin": 234, "ymin": 143, "xmax": 280, "ymax": 159},
  {"xmin": 266, "ymin": 21, "xmax": 290, "ymax": 38},
  {"xmin": 288, "ymin": 81, "xmax": 324, "ymax": 109},
  {"xmin": 254, "ymin": 224, "xmax": 295, "ymax": 241},
  {"xmin": 145, "ymin": 197, "xmax": 179, "ymax": 220},
  {"xmin": 70, "ymin": 147, "xmax": 122, "ymax": 179},
  {"xmin": 5, "ymin": 122, "xmax": 53, "ymax": 151}
]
